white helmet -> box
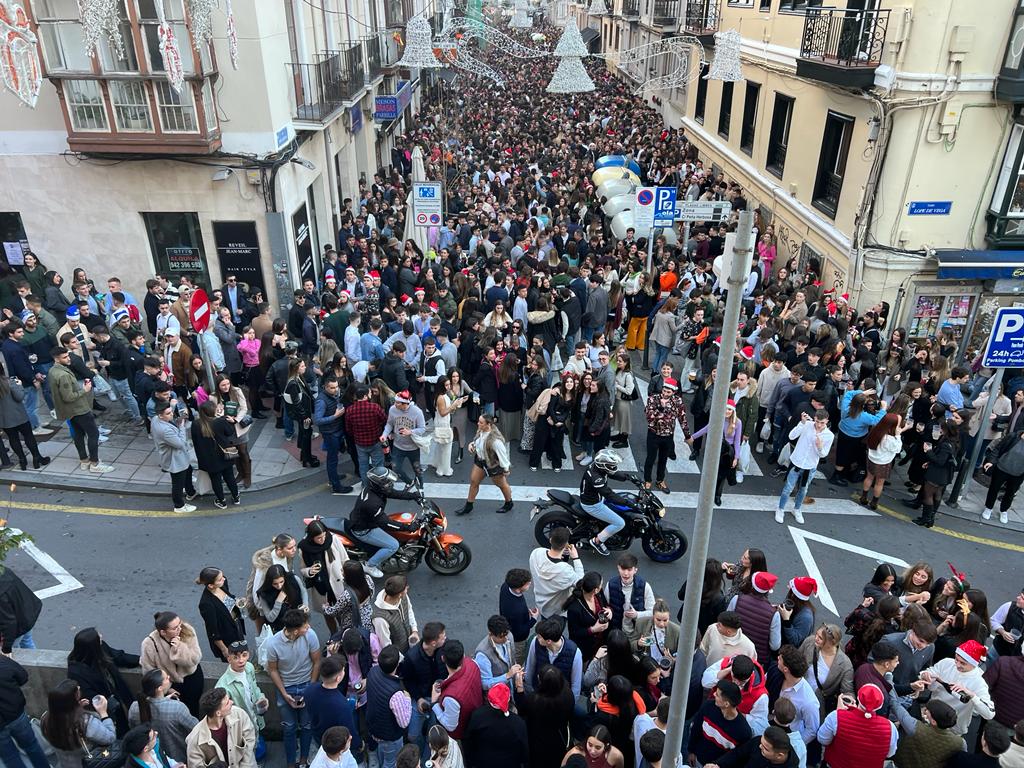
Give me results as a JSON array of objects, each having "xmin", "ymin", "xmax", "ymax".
[{"xmin": 593, "ymin": 449, "xmax": 622, "ymax": 474}]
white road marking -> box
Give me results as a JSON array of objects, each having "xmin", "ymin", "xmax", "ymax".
[
  {"xmin": 788, "ymin": 526, "xmax": 909, "ymax": 616},
  {"xmin": 8, "ymin": 527, "xmax": 84, "ymax": 600}
]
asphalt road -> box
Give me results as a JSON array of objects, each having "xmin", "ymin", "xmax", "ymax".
[{"xmin": 7, "ymin": 442, "xmax": 1024, "ymax": 656}]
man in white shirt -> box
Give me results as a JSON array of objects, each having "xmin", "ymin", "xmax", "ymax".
[
  {"xmin": 776, "ymin": 409, "xmax": 834, "ymax": 525},
  {"xmin": 777, "ymin": 645, "xmax": 820, "ymax": 745},
  {"xmin": 344, "ymin": 311, "xmax": 362, "ymax": 365},
  {"xmin": 633, "ymin": 696, "xmax": 669, "ymax": 768},
  {"xmin": 309, "ymin": 726, "xmax": 358, "ymax": 768},
  {"xmin": 528, "ymin": 527, "xmax": 584, "ymax": 621}
]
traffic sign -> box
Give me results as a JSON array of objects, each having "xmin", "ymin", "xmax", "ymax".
[
  {"xmin": 653, "ymin": 186, "xmax": 677, "ymax": 227},
  {"xmin": 634, "ymin": 187, "xmax": 655, "ymax": 230},
  {"xmin": 676, "ymin": 200, "xmax": 733, "ymax": 222},
  {"xmin": 190, "ymin": 288, "xmax": 210, "ymax": 332},
  {"xmin": 983, "ymin": 307, "xmax": 1024, "ymax": 367},
  {"xmin": 412, "ymin": 181, "xmax": 443, "ymax": 228}
]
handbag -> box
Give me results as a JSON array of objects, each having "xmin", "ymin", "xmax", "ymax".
[
  {"xmin": 433, "ymin": 425, "xmax": 454, "ymax": 441},
  {"xmin": 238, "ymin": 415, "xmax": 254, "ymax": 429},
  {"xmin": 220, "ymin": 444, "xmax": 240, "ymax": 459},
  {"xmin": 621, "ymin": 373, "xmax": 639, "ymax": 401},
  {"xmin": 81, "ymin": 736, "xmax": 125, "ymax": 768}
]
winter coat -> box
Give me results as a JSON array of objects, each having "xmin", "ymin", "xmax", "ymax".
[
  {"xmin": 214, "ymin": 319, "xmax": 243, "ymax": 375},
  {"xmin": 185, "ymin": 708, "xmax": 257, "ymax": 768},
  {"xmin": 650, "ymin": 311, "xmax": 679, "ymax": 347},
  {"xmin": 0, "ymin": 380, "xmax": 29, "ymax": 429},
  {"xmin": 0, "ymin": 569, "xmax": 41, "ymax": 652},
  {"xmin": 190, "ymin": 418, "xmax": 236, "ymax": 474},
  {"xmin": 151, "ymin": 416, "xmax": 192, "ymax": 473},
  {"xmin": 732, "ymin": 382, "xmax": 760, "ymax": 442},
  {"xmin": 49, "ymin": 361, "xmax": 93, "ymax": 419},
  {"xmin": 140, "ymin": 623, "xmax": 202, "ymax": 683}
]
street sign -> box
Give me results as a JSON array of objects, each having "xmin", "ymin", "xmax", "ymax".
[
  {"xmin": 634, "ymin": 187, "xmax": 655, "ymax": 230},
  {"xmin": 908, "ymin": 201, "xmax": 953, "ymax": 216},
  {"xmin": 676, "ymin": 200, "xmax": 733, "ymax": 222},
  {"xmin": 983, "ymin": 307, "xmax": 1024, "ymax": 367},
  {"xmin": 189, "ymin": 288, "xmax": 211, "ymax": 333},
  {"xmin": 412, "ymin": 181, "xmax": 443, "ymax": 228},
  {"xmin": 653, "ymin": 186, "xmax": 677, "ymax": 227}
]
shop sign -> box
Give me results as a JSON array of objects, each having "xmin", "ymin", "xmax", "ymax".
[
  {"xmin": 213, "ymin": 221, "xmax": 266, "ymax": 292},
  {"xmin": 350, "ymin": 105, "xmax": 363, "ymax": 134},
  {"xmin": 373, "ymin": 80, "xmax": 412, "ymax": 121},
  {"xmin": 166, "ymin": 246, "xmax": 203, "ymax": 272}
]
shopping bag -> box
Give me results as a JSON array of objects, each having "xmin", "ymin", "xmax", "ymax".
[
  {"xmin": 778, "ymin": 441, "xmax": 792, "ymax": 468},
  {"xmin": 255, "ymin": 625, "xmax": 273, "ymax": 668},
  {"xmin": 760, "ymin": 420, "xmax": 771, "ymax": 441},
  {"xmin": 738, "ymin": 441, "xmax": 752, "ymax": 473}
]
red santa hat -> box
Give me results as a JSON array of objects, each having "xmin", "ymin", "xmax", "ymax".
[
  {"xmin": 752, "ymin": 572, "xmax": 777, "ymax": 594},
  {"xmin": 395, "ymin": 390, "xmax": 413, "ymax": 404},
  {"xmin": 369, "ymin": 270, "xmax": 381, "ymax": 280},
  {"xmin": 713, "ymin": 336, "xmax": 722, "ymax": 347},
  {"xmin": 789, "ymin": 576, "xmax": 818, "ymax": 602},
  {"xmin": 837, "ymin": 293, "xmax": 849, "ymax": 304},
  {"xmin": 400, "ymin": 293, "xmax": 413, "ymax": 306},
  {"xmin": 725, "ymin": 399, "xmax": 736, "ymax": 410},
  {"xmin": 739, "ymin": 345, "xmax": 755, "ymax": 360},
  {"xmin": 487, "ymin": 683, "xmax": 511, "ymax": 715},
  {"xmin": 429, "ymin": 301, "xmax": 439, "ymax": 312},
  {"xmin": 662, "ymin": 377, "xmax": 679, "ymax": 391},
  {"xmin": 857, "ymin": 684, "xmax": 885, "ymax": 716},
  {"xmin": 956, "ymin": 640, "xmax": 987, "ymax": 667},
  {"xmin": 339, "ymin": 290, "xmax": 350, "ymax": 298},
  {"xmin": 414, "ymin": 286, "xmax": 426, "ymax": 295}
]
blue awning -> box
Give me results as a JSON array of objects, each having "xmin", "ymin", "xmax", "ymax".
[{"xmin": 935, "ymin": 249, "xmax": 1024, "ymax": 280}]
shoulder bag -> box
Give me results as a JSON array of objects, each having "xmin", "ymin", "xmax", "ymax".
[{"xmin": 621, "ymin": 373, "xmax": 639, "ymax": 401}]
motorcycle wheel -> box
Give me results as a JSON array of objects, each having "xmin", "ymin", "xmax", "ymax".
[
  {"xmin": 641, "ymin": 526, "xmax": 688, "ymax": 562},
  {"xmin": 534, "ymin": 511, "xmax": 576, "ymax": 548},
  {"xmin": 425, "ymin": 542, "xmax": 472, "ymax": 575}
]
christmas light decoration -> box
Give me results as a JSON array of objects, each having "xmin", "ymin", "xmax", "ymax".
[
  {"xmin": 613, "ymin": 34, "xmax": 707, "ymax": 92},
  {"xmin": 554, "ymin": 17, "xmax": 587, "ymax": 56},
  {"xmin": 441, "ymin": 17, "xmax": 547, "ymax": 58},
  {"xmin": 186, "ymin": 0, "xmax": 216, "ymax": 50},
  {"xmin": 0, "ymin": 0, "xmax": 39, "ymax": 107},
  {"xmin": 589, "ymin": 0, "xmax": 608, "ymax": 15},
  {"xmin": 155, "ymin": 0, "xmax": 184, "ymax": 93},
  {"xmin": 77, "ymin": 0, "xmax": 125, "ymax": 60},
  {"xmin": 509, "ymin": 2, "xmax": 531, "ymax": 28},
  {"xmin": 396, "ymin": 15, "xmax": 442, "ymax": 68},
  {"xmin": 707, "ymin": 28, "xmax": 743, "ymax": 81},
  {"xmin": 546, "ymin": 20, "xmax": 593, "ymax": 93},
  {"xmin": 225, "ymin": 0, "xmax": 238, "ymax": 69}
]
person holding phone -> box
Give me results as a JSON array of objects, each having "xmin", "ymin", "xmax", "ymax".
[
  {"xmin": 565, "ymin": 572, "xmax": 610, "ymax": 664},
  {"xmin": 151, "ymin": 400, "xmax": 197, "ymax": 514}
]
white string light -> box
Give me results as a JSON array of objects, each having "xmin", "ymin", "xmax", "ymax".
[
  {"xmin": 186, "ymin": 0, "xmax": 217, "ymax": 50},
  {"xmin": 396, "ymin": 15, "xmax": 442, "ymax": 68},
  {"xmin": 77, "ymin": 0, "xmax": 126, "ymax": 60},
  {"xmin": 589, "ymin": 0, "xmax": 608, "ymax": 15},
  {"xmin": 707, "ymin": 28, "xmax": 743, "ymax": 81}
]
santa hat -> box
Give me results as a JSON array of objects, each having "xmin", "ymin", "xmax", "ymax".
[
  {"xmin": 725, "ymin": 399, "xmax": 736, "ymax": 410},
  {"xmin": 752, "ymin": 572, "xmax": 777, "ymax": 594},
  {"xmin": 414, "ymin": 286, "xmax": 426, "ymax": 295},
  {"xmin": 324, "ymin": 269, "xmax": 336, "ymax": 281},
  {"xmin": 789, "ymin": 576, "xmax": 818, "ymax": 602},
  {"xmin": 65, "ymin": 305, "xmax": 80, "ymax": 319},
  {"xmin": 662, "ymin": 377, "xmax": 679, "ymax": 391},
  {"xmin": 369, "ymin": 270, "xmax": 381, "ymax": 280},
  {"xmin": 487, "ymin": 683, "xmax": 511, "ymax": 715},
  {"xmin": 339, "ymin": 290, "xmax": 350, "ymax": 298},
  {"xmin": 400, "ymin": 294, "xmax": 413, "ymax": 306},
  {"xmin": 822, "ymin": 287, "xmax": 836, "ymax": 297},
  {"xmin": 395, "ymin": 390, "xmax": 413, "ymax": 404},
  {"xmin": 429, "ymin": 302, "xmax": 439, "ymax": 312},
  {"xmin": 857, "ymin": 684, "xmax": 885, "ymax": 717},
  {"xmin": 739, "ymin": 345, "xmax": 754, "ymax": 360},
  {"xmin": 713, "ymin": 336, "xmax": 722, "ymax": 347},
  {"xmin": 956, "ymin": 640, "xmax": 986, "ymax": 667},
  {"xmin": 837, "ymin": 293, "xmax": 849, "ymax": 304}
]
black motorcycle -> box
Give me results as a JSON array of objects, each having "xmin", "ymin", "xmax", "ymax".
[{"xmin": 530, "ymin": 475, "xmax": 688, "ymax": 562}]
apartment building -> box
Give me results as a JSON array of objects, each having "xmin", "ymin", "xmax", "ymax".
[{"xmin": 0, "ymin": 0, "xmax": 438, "ymax": 312}]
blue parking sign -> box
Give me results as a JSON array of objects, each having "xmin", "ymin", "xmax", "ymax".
[
  {"xmin": 654, "ymin": 187, "xmax": 677, "ymax": 227},
  {"xmin": 983, "ymin": 307, "xmax": 1024, "ymax": 367}
]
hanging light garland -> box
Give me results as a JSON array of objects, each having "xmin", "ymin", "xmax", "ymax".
[
  {"xmin": 77, "ymin": 0, "xmax": 125, "ymax": 60},
  {"xmin": 588, "ymin": 0, "xmax": 608, "ymax": 15},
  {"xmin": 546, "ymin": 18, "xmax": 593, "ymax": 93},
  {"xmin": 396, "ymin": 15, "xmax": 442, "ymax": 68},
  {"xmin": 154, "ymin": 0, "xmax": 184, "ymax": 93},
  {"xmin": 186, "ymin": 0, "xmax": 217, "ymax": 51},
  {"xmin": 706, "ymin": 28, "xmax": 743, "ymax": 81},
  {"xmin": 0, "ymin": 0, "xmax": 40, "ymax": 107},
  {"xmin": 225, "ymin": 0, "xmax": 238, "ymax": 69}
]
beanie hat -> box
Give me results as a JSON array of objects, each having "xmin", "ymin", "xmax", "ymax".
[
  {"xmin": 324, "ymin": 269, "xmax": 336, "ymax": 281},
  {"xmin": 18, "ymin": 309, "xmax": 33, "ymax": 322},
  {"xmin": 955, "ymin": 639, "xmax": 986, "ymax": 667},
  {"xmin": 857, "ymin": 684, "xmax": 885, "ymax": 716},
  {"xmin": 112, "ymin": 308, "xmax": 129, "ymax": 323},
  {"xmin": 662, "ymin": 377, "xmax": 678, "ymax": 391},
  {"xmin": 487, "ymin": 683, "xmax": 511, "ymax": 715},
  {"xmin": 65, "ymin": 305, "xmax": 80, "ymax": 319},
  {"xmin": 395, "ymin": 390, "xmax": 412, "ymax": 404},
  {"xmin": 752, "ymin": 572, "xmax": 777, "ymax": 594},
  {"xmin": 789, "ymin": 577, "xmax": 818, "ymax": 602}
]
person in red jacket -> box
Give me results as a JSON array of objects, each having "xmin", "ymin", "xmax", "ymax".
[
  {"xmin": 431, "ymin": 639, "xmax": 483, "ymax": 740},
  {"xmin": 816, "ymin": 684, "xmax": 898, "ymax": 768}
]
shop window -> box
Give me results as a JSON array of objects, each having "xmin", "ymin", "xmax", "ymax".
[
  {"xmin": 812, "ymin": 111, "xmax": 853, "ymax": 219},
  {"xmin": 766, "ymin": 93, "xmax": 793, "ymax": 178},
  {"xmin": 908, "ymin": 294, "xmax": 976, "ymax": 344},
  {"xmin": 740, "ymin": 81, "xmax": 759, "ymax": 155},
  {"xmin": 143, "ymin": 212, "xmax": 212, "ymax": 288},
  {"xmin": 718, "ymin": 81, "xmax": 733, "ymax": 140},
  {"xmin": 694, "ymin": 63, "xmax": 708, "ymax": 124}
]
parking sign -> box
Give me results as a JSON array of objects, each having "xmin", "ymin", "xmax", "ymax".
[
  {"xmin": 983, "ymin": 307, "xmax": 1024, "ymax": 367},
  {"xmin": 654, "ymin": 186, "xmax": 677, "ymax": 227}
]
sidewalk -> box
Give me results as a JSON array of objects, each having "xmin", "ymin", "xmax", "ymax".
[{"xmin": 3, "ymin": 403, "xmax": 324, "ymax": 497}]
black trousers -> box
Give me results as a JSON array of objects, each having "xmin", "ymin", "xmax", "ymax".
[
  {"xmin": 170, "ymin": 467, "xmax": 196, "ymax": 508},
  {"xmin": 644, "ymin": 431, "xmax": 673, "ymax": 482},
  {"xmin": 297, "ymin": 419, "xmax": 313, "ymax": 462},
  {"xmin": 531, "ymin": 419, "xmax": 565, "ymax": 470},
  {"xmin": 3, "ymin": 422, "xmax": 40, "ymax": 464},
  {"xmin": 172, "ymin": 667, "xmax": 205, "ymax": 717},
  {"xmin": 985, "ymin": 467, "xmax": 1024, "ymax": 512},
  {"xmin": 68, "ymin": 412, "xmax": 100, "ymax": 463},
  {"xmin": 209, "ymin": 467, "xmax": 239, "ymax": 502}
]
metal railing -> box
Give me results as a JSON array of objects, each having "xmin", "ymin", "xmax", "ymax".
[
  {"xmin": 651, "ymin": 0, "xmax": 679, "ymax": 24},
  {"xmin": 384, "ymin": 0, "xmax": 404, "ymax": 27},
  {"xmin": 288, "ymin": 45, "xmax": 365, "ymax": 123},
  {"xmin": 986, "ymin": 212, "xmax": 1024, "ymax": 246},
  {"xmin": 621, "ymin": 0, "xmax": 640, "ymax": 15},
  {"xmin": 365, "ymin": 34, "xmax": 384, "ymax": 80},
  {"xmin": 799, "ymin": 6, "xmax": 890, "ymax": 67},
  {"xmin": 683, "ymin": 0, "xmax": 720, "ymax": 33}
]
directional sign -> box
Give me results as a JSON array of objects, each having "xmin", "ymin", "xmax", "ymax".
[
  {"xmin": 676, "ymin": 200, "xmax": 733, "ymax": 222},
  {"xmin": 634, "ymin": 186, "xmax": 655, "ymax": 230},
  {"xmin": 189, "ymin": 288, "xmax": 211, "ymax": 332},
  {"xmin": 983, "ymin": 306, "xmax": 1024, "ymax": 367},
  {"xmin": 653, "ymin": 186, "xmax": 677, "ymax": 227},
  {"xmin": 412, "ymin": 181, "xmax": 443, "ymax": 228}
]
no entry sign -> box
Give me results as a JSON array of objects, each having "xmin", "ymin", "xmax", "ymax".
[{"xmin": 190, "ymin": 288, "xmax": 211, "ymax": 332}]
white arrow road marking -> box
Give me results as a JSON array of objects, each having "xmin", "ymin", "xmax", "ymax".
[
  {"xmin": 8, "ymin": 528, "xmax": 84, "ymax": 600},
  {"xmin": 787, "ymin": 527, "xmax": 909, "ymax": 617}
]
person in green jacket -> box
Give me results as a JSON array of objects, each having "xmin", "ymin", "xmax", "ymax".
[
  {"xmin": 216, "ymin": 642, "xmax": 268, "ymax": 734},
  {"xmin": 48, "ymin": 346, "xmax": 114, "ymax": 473}
]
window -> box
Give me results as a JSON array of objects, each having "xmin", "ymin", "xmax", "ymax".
[
  {"xmin": 694, "ymin": 63, "xmax": 708, "ymax": 123},
  {"xmin": 812, "ymin": 111, "xmax": 853, "ymax": 217},
  {"xmin": 778, "ymin": 0, "xmax": 821, "ymax": 9},
  {"xmin": 740, "ymin": 81, "xmax": 759, "ymax": 155},
  {"xmin": 109, "ymin": 80, "xmax": 152, "ymax": 130},
  {"xmin": 727, "ymin": 0, "xmax": 753, "ymax": 5},
  {"xmin": 766, "ymin": 93, "xmax": 793, "ymax": 178},
  {"xmin": 143, "ymin": 212, "xmax": 212, "ymax": 288},
  {"xmin": 64, "ymin": 80, "xmax": 109, "ymax": 131},
  {"xmin": 201, "ymin": 80, "xmax": 218, "ymax": 132},
  {"xmin": 759, "ymin": 0, "xmax": 771, "ymax": 9},
  {"xmin": 155, "ymin": 81, "xmax": 198, "ymax": 132},
  {"xmin": 717, "ymin": 81, "xmax": 733, "ymax": 139},
  {"xmin": 38, "ymin": 22, "xmax": 92, "ymax": 72},
  {"xmin": 284, "ymin": 0, "xmax": 300, "ymax": 62},
  {"xmin": 137, "ymin": 0, "xmax": 195, "ymax": 75}
]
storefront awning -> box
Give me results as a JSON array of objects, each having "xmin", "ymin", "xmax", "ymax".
[
  {"xmin": 581, "ymin": 27, "xmax": 600, "ymax": 51},
  {"xmin": 935, "ymin": 249, "xmax": 1024, "ymax": 280}
]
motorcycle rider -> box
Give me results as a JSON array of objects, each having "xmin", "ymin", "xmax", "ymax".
[
  {"xmin": 579, "ymin": 449, "xmax": 635, "ymax": 556},
  {"xmin": 348, "ymin": 466, "xmax": 422, "ymax": 578}
]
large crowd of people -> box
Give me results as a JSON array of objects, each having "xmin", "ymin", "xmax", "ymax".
[{"xmin": 0, "ymin": 13, "xmax": 1022, "ymax": 768}]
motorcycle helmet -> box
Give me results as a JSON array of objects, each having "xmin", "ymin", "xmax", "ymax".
[
  {"xmin": 366, "ymin": 466, "xmax": 398, "ymax": 494},
  {"xmin": 593, "ymin": 449, "xmax": 622, "ymax": 474}
]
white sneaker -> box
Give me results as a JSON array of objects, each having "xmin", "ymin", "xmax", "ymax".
[
  {"xmin": 31, "ymin": 427, "xmax": 52, "ymax": 436},
  {"xmin": 89, "ymin": 463, "xmax": 115, "ymax": 473},
  {"xmin": 98, "ymin": 426, "xmax": 111, "ymax": 435},
  {"xmin": 793, "ymin": 509, "xmax": 805, "ymax": 524},
  {"xmin": 1000, "ymin": 510, "xmax": 1009, "ymax": 524},
  {"xmin": 79, "ymin": 460, "xmax": 90, "ymax": 471},
  {"xmin": 49, "ymin": 409, "xmax": 57, "ymax": 420},
  {"xmin": 174, "ymin": 503, "xmax": 197, "ymax": 514},
  {"xmin": 775, "ymin": 509, "xmax": 785, "ymax": 524},
  {"xmin": 982, "ymin": 507, "xmax": 993, "ymax": 520},
  {"xmin": 579, "ymin": 456, "xmax": 593, "ymax": 467},
  {"xmin": 363, "ymin": 564, "xmax": 384, "ymax": 578},
  {"xmin": 98, "ymin": 435, "xmax": 108, "ymax": 443}
]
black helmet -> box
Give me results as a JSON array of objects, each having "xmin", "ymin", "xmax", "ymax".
[{"xmin": 366, "ymin": 466, "xmax": 398, "ymax": 493}]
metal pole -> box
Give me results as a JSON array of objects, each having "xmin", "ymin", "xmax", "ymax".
[
  {"xmin": 662, "ymin": 210, "xmax": 755, "ymax": 765},
  {"xmin": 642, "ymin": 228, "xmax": 656, "ymax": 370},
  {"xmin": 946, "ymin": 367, "xmax": 1004, "ymax": 507},
  {"xmin": 682, "ymin": 220, "xmax": 691, "ymax": 262}
]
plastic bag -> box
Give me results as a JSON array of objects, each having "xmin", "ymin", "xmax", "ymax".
[
  {"xmin": 760, "ymin": 419, "xmax": 771, "ymax": 441},
  {"xmin": 738, "ymin": 441, "xmax": 752, "ymax": 473},
  {"xmin": 778, "ymin": 441, "xmax": 792, "ymax": 468},
  {"xmin": 256, "ymin": 624, "xmax": 273, "ymax": 668}
]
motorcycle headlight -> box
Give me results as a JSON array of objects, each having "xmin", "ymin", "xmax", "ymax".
[{"xmin": 658, "ymin": 508, "xmax": 666, "ymax": 518}]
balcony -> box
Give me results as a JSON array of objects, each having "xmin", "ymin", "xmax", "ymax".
[
  {"xmin": 288, "ymin": 46, "xmax": 366, "ymax": 125},
  {"xmin": 683, "ymin": 0, "xmax": 720, "ymax": 43},
  {"xmin": 365, "ymin": 34, "xmax": 386, "ymax": 82},
  {"xmin": 651, "ymin": 0, "xmax": 679, "ymax": 26},
  {"xmin": 621, "ymin": 0, "xmax": 640, "ymax": 16},
  {"xmin": 384, "ymin": 0, "xmax": 404, "ymax": 28},
  {"xmin": 986, "ymin": 213, "xmax": 1024, "ymax": 249},
  {"xmin": 796, "ymin": 6, "xmax": 890, "ymax": 88}
]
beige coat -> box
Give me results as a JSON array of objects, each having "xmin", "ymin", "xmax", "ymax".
[
  {"xmin": 185, "ymin": 708, "xmax": 256, "ymax": 768},
  {"xmin": 141, "ymin": 623, "xmax": 202, "ymax": 683}
]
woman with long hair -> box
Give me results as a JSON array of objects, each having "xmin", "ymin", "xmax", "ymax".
[
  {"xmin": 899, "ymin": 562, "xmax": 934, "ymax": 607},
  {"xmin": 521, "ymin": 355, "xmax": 549, "ymax": 454},
  {"xmin": 912, "ymin": 418, "xmax": 960, "ymax": 528},
  {"xmin": 513, "ymin": 665, "xmax": 574, "ymax": 768},
  {"xmin": 530, "ymin": 372, "xmax": 575, "ymax": 472},
  {"xmin": 583, "ymin": 629, "xmax": 642, "ymax": 689},
  {"xmin": 799, "ymin": 623, "xmax": 854, "ymax": 719},
  {"xmin": 127, "ymin": 669, "xmax": 197, "ymax": 762},
  {"xmin": 298, "ymin": 519, "xmax": 349, "ymax": 635},
  {"xmin": 190, "ymin": 400, "xmax": 240, "ymax": 508},
  {"xmin": 624, "ymin": 272, "xmax": 656, "ymax": 352},
  {"xmin": 649, "ymin": 297, "xmax": 680, "ymax": 372},
  {"xmin": 236, "ymin": 325, "xmax": 268, "ymax": 419},
  {"xmin": 565, "ymin": 571, "xmax": 610, "ymax": 664},
  {"xmin": 140, "ymin": 611, "xmax": 204, "ymax": 715},
  {"xmin": 496, "ymin": 352, "xmax": 524, "ymax": 444},
  {"xmin": 426, "ymin": 724, "xmax": 465, "ymax": 768},
  {"xmin": 421, "ymin": 375, "xmax": 467, "ymax": 477},
  {"xmin": 255, "ymin": 563, "xmax": 305, "ymax": 633},
  {"xmin": 611, "ymin": 351, "xmax": 636, "ymax": 449},
  {"xmin": 284, "ymin": 357, "xmax": 318, "ymax": 467},
  {"xmin": 778, "ymin": 577, "xmax": 818, "ymax": 647},
  {"xmin": 41, "ymin": 679, "xmax": 116, "ymax": 768},
  {"xmin": 66, "ymin": 627, "xmax": 139, "ymax": 736},
  {"xmin": 20, "ymin": 251, "xmax": 46, "ymax": 297},
  {"xmin": 578, "ymin": 379, "xmax": 612, "ymax": 465},
  {"xmin": 323, "ymin": 560, "xmax": 375, "ymax": 633},
  {"xmin": 859, "ymin": 413, "xmax": 907, "ymax": 510},
  {"xmin": 589, "ymin": 679, "xmax": 642, "ymax": 766},
  {"xmin": 455, "ymin": 414, "xmax": 513, "ymax": 516},
  {"xmin": 194, "ymin": 567, "xmax": 245, "ymax": 661},
  {"xmin": 483, "ymin": 299, "xmax": 512, "ymax": 332},
  {"xmin": 723, "ymin": 548, "xmax": 768, "ymax": 599},
  {"xmin": 208, "ymin": 373, "xmax": 253, "ymax": 488},
  {"xmin": 677, "ymin": 558, "xmax": 727, "ymax": 634},
  {"xmin": 446, "ymin": 368, "xmax": 474, "ymax": 464},
  {"xmin": 686, "ymin": 398, "xmax": 743, "ymax": 506},
  {"xmin": 829, "ymin": 385, "xmax": 886, "ymax": 487},
  {"xmin": 844, "ymin": 594, "xmax": 901, "ymax": 668}
]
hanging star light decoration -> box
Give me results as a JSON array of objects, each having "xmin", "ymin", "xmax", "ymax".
[
  {"xmin": 224, "ymin": 0, "xmax": 238, "ymax": 69},
  {"xmin": 706, "ymin": 28, "xmax": 743, "ymax": 81},
  {"xmin": 589, "ymin": 0, "xmax": 608, "ymax": 15},
  {"xmin": 546, "ymin": 19, "xmax": 593, "ymax": 93},
  {"xmin": 77, "ymin": 0, "xmax": 126, "ymax": 60},
  {"xmin": 154, "ymin": 0, "xmax": 184, "ymax": 92},
  {"xmin": 0, "ymin": 0, "xmax": 40, "ymax": 107},
  {"xmin": 396, "ymin": 15, "xmax": 442, "ymax": 68},
  {"xmin": 186, "ymin": 0, "xmax": 217, "ymax": 51}
]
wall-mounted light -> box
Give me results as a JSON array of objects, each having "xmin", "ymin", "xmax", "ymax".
[
  {"xmin": 291, "ymin": 157, "xmax": 317, "ymax": 171},
  {"xmin": 212, "ymin": 168, "xmax": 233, "ymax": 181}
]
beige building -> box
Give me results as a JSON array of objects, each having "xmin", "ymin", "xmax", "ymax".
[
  {"xmin": 0, "ymin": 0, "xmax": 440, "ymax": 312},
  {"xmin": 592, "ymin": 0, "xmax": 1024, "ymax": 358}
]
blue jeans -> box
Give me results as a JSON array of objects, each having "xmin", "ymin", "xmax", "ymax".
[
  {"xmin": 391, "ymin": 446, "xmax": 420, "ymax": 485},
  {"xmin": 283, "ymin": 409, "xmax": 294, "ymax": 440},
  {"xmin": 35, "ymin": 362, "xmax": 54, "ymax": 410},
  {"xmin": 376, "ymin": 736, "xmax": 404, "ymax": 768},
  {"xmin": 355, "ymin": 527, "xmax": 399, "ymax": 568},
  {"xmin": 651, "ymin": 342, "xmax": 670, "ymax": 372},
  {"xmin": 91, "ymin": 373, "xmax": 112, "ymax": 396},
  {"xmin": 778, "ymin": 465, "xmax": 815, "ymax": 511},
  {"xmin": 407, "ymin": 705, "xmax": 436, "ymax": 761},
  {"xmin": 109, "ymin": 378, "xmax": 141, "ymax": 418},
  {"xmin": 322, "ymin": 431, "xmax": 343, "ymax": 490},
  {"xmin": 581, "ymin": 499, "xmax": 625, "ymax": 541},
  {"xmin": 482, "ymin": 401, "xmax": 495, "ymax": 417},
  {"xmin": 356, "ymin": 442, "xmax": 384, "ymax": 481},
  {"xmin": 23, "ymin": 386, "xmax": 40, "ymax": 430},
  {"xmin": 15, "ymin": 632, "xmax": 34, "ymax": 649},
  {"xmin": 0, "ymin": 711, "xmax": 50, "ymax": 768},
  {"xmin": 276, "ymin": 683, "xmax": 312, "ymax": 764}
]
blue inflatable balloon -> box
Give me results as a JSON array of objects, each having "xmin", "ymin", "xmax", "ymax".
[{"xmin": 595, "ymin": 155, "xmax": 627, "ymax": 170}]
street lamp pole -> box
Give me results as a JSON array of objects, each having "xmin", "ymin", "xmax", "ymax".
[{"xmin": 661, "ymin": 209, "xmax": 755, "ymax": 765}]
